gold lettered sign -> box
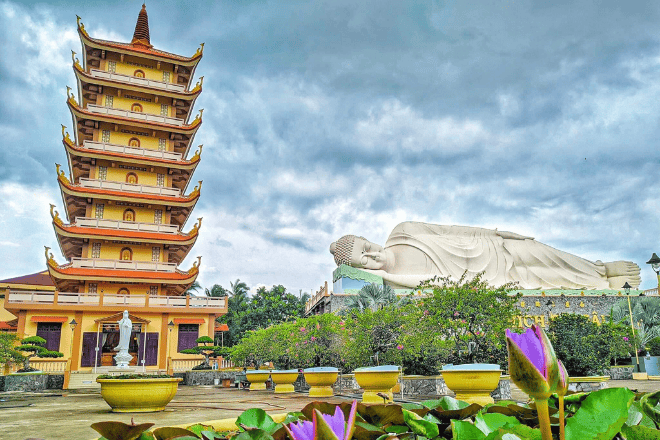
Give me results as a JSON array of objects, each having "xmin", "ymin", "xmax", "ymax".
[{"xmin": 511, "ymin": 313, "xmax": 607, "ymax": 328}]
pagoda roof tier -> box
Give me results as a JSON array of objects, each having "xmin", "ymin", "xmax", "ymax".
[
  {"xmin": 50, "ymin": 206, "xmax": 201, "ymax": 264},
  {"xmin": 76, "ymin": 13, "xmax": 202, "ymax": 90},
  {"xmin": 62, "ymin": 131, "xmax": 201, "ymax": 192},
  {"xmin": 5, "ymin": 289, "xmax": 226, "ymax": 315},
  {"xmin": 57, "ymin": 165, "xmax": 201, "ymax": 227},
  {"xmin": 73, "ymin": 62, "xmax": 201, "ymax": 124},
  {"xmin": 45, "ymin": 248, "xmax": 201, "ymax": 296},
  {"xmin": 68, "ymin": 96, "xmax": 200, "ymax": 159}
]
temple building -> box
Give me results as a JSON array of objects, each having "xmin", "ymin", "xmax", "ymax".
[{"xmin": 1, "ymin": 6, "xmax": 226, "ymax": 383}]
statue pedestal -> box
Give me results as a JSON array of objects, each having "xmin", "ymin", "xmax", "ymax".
[
  {"xmin": 114, "ymin": 352, "xmax": 133, "ymax": 369},
  {"xmin": 333, "ymin": 264, "xmax": 383, "ymax": 293}
]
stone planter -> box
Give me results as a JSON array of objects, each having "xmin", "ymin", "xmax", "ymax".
[
  {"xmin": 245, "ymin": 370, "xmax": 270, "ymax": 391},
  {"xmin": 441, "ymin": 364, "xmax": 502, "ymax": 406},
  {"xmin": 567, "ymin": 376, "xmax": 609, "ymax": 392},
  {"xmin": 270, "ymin": 370, "xmax": 299, "ymax": 394},
  {"xmin": 96, "ymin": 377, "xmax": 182, "ymax": 412},
  {"xmin": 354, "ymin": 365, "xmax": 400, "ymax": 404},
  {"xmin": 303, "ymin": 367, "xmax": 338, "ymax": 397},
  {"xmin": 643, "ymin": 356, "xmax": 660, "ymax": 376}
]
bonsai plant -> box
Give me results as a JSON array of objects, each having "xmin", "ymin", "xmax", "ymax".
[
  {"xmin": 15, "ymin": 336, "xmax": 63, "ymax": 373},
  {"xmin": 180, "ymin": 336, "xmax": 227, "ymax": 370}
]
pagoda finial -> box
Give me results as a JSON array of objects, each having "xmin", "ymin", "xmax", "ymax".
[
  {"xmin": 131, "ymin": 3, "xmax": 152, "ymax": 48},
  {"xmin": 76, "ymin": 15, "xmax": 88, "ymax": 37},
  {"xmin": 61, "ymin": 125, "xmax": 72, "ymax": 144},
  {"xmin": 49, "ymin": 204, "xmax": 63, "ymax": 226}
]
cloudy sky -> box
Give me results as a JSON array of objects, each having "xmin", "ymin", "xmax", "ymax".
[{"xmin": 0, "ymin": 0, "xmax": 658, "ymax": 293}]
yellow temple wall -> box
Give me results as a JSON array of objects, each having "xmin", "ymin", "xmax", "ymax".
[
  {"xmin": 93, "ymin": 160, "xmax": 171, "ymax": 187},
  {"xmin": 88, "ymin": 240, "xmax": 162, "ymax": 262},
  {"xmin": 84, "ymin": 282, "xmax": 161, "ymax": 295},
  {"xmin": 22, "ymin": 311, "xmax": 76, "ymax": 356},
  {"xmin": 89, "ymin": 202, "xmax": 170, "ymax": 224},
  {"xmin": 103, "ymin": 93, "xmax": 172, "ymax": 117},
  {"xmin": 102, "ymin": 54, "xmax": 175, "ymax": 84},
  {"xmin": 95, "ymin": 123, "xmax": 171, "ymax": 151},
  {"xmin": 0, "ymin": 295, "xmax": 18, "ymax": 322}
]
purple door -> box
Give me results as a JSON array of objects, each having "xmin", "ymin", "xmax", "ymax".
[
  {"xmin": 137, "ymin": 333, "xmax": 159, "ymax": 366},
  {"xmin": 36, "ymin": 323, "xmax": 62, "ymax": 352},
  {"xmin": 80, "ymin": 332, "xmax": 102, "ymax": 367}
]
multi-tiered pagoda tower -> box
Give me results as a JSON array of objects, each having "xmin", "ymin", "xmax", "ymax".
[{"xmin": 4, "ymin": 6, "xmax": 226, "ymax": 379}]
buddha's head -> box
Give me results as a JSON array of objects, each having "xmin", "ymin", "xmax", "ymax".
[{"xmin": 329, "ymin": 235, "xmax": 391, "ymax": 270}]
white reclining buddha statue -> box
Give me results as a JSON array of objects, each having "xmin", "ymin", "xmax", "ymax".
[{"xmin": 330, "ymin": 221, "xmax": 641, "ymax": 290}]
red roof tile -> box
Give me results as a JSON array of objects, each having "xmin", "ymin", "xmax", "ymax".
[{"xmin": 0, "ymin": 271, "xmax": 54, "ymax": 287}]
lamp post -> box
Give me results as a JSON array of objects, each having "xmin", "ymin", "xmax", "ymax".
[
  {"xmin": 69, "ymin": 318, "xmax": 78, "ymax": 358},
  {"xmin": 623, "ymin": 282, "xmax": 640, "ymax": 372},
  {"xmin": 647, "ymin": 253, "xmax": 660, "ymax": 292},
  {"xmin": 167, "ymin": 320, "xmax": 175, "ymax": 375}
]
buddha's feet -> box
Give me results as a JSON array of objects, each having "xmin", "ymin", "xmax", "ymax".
[{"xmin": 605, "ymin": 261, "xmax": 641, "ymax": 289}]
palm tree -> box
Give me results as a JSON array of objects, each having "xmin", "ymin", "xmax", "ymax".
[
  {"xmin": 342, "ymin": 283, "xmax": 400, "ymax": 313},
  {"xmin": 228, "ymin": 279, "xmax": 250, "ymax": 310},
  {"xmin": 612, "ymin": 296, "xmax": 660, "ymax": 347},
  {"xmin": 184, "ymin": 281, "xmax": 202, "ymax": 297},
  {"xmin": 230, "ymin": 279, "xmax": 249, "ymax": 296},
  {"xmin": 205, "ymin": 284, "xmax": 228, "ymax": 297}
]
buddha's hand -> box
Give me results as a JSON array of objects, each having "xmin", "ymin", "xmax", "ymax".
[{"xmin": 496, "ymin": 230, "xmax": 534, "ymax": 240}]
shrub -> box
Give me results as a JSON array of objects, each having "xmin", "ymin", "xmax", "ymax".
[
  {"xmin": 648, "ymin": 337, "xmax": 660, "ymax": 356},
  {"xmin": 549, "ymin": 313, "xmax": 623, "ymax": 376}
]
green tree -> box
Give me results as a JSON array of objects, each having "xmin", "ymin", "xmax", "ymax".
[
  {"xmin": 184, "ymin": 281, "xmax": 202, "ymax": 297},
  {"xmin": 343, "ymin": 283, "xmax": 401, "ymax": 313},
  {"xmin": 418, "ymin": 271, "xmax": 520, "ymax": 366},
  {"xmin": 16, "ymin": 336, "xmax": 63, "ymax": 372},
  {"xmin": 611, "ymin": 296, "xmax": 660, "ymax": 349},
  {"xmin": 0, "ymin": 333, "xmax": 23, "ymax": 368},
  {"xmin": 205, "ymin": 284, "xmax": 228, "ymax": 297}
]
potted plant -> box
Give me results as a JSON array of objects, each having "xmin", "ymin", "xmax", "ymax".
[{"xmin": 96, "ymin": 374, "xmax": 182, "ymax": 412}]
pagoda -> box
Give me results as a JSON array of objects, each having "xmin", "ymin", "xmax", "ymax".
[{"xmin": 3, "ymin": 5, "xmax": 226, "ymax": 380}]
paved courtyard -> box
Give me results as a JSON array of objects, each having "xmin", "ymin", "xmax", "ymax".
[{"xmin": 1, "ymin": 380, "xmax": 659, "ymax": 440}]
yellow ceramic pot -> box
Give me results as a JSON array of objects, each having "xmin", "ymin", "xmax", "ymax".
[
  {"xmin": 96, "ymin": 377, "xmax": 182, "ymax": 412},
  {"xmin": 441, "ymin": 364, "xmax": 502, "ymax": 406},
  {"xmin": 304, "ymin": 367, "xmax": 339, "ymax": 397},
  {"xmin": 270, "ymin": 370, "xmax": 299, "ymax": 393},
  {"xmin": 245, "ymin": 370, "xmax": 271, "ymax": 391},
  {"xmin": 353, "ymin": 366, "xmax": 400, "ymax": 404}
]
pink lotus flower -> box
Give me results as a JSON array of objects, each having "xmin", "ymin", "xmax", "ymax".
[
  {"xmin": 624, "ymin": 337, "xmax": 629, "ymax": 341},
  {"xmin": 286, "ymin": 400, "xmax": 357, "ymax": 440},
  {"xmin": 396, "ymin": 344, "xmax": 404, "ymax": 350}
]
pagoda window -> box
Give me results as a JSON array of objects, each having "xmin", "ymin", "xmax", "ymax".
[
  {"xmin": 91, "ymin": 243, "xmax": 101, "ymax": 259},
  {"xmin": 158, "ymin": 138, "xmax": 166, "ymax": 151},
  {"xmin": 104, "ymin": 95, "xmax": 114, "ymax": 108},
  {"xmin": 152, "ymin": 247, "xmax": 161, "ymax": 262},
  {"xmin": 98, "ymin": 166, "xmax": 108, "ymax": 180},
  {"xmin": 154, "ymin": 209, "xmax": 163, "ymax": 224},
  {"xmin": 89, "ymin": 284, "xmax": 98, "ymax": 294},
  {"xmin": 117, "ymin": 288, "xmax": 130, "ymax": 295},
  {"xmin": 120, "ymin": 247, "xmax": 133, "ymax": 261},
  {"xmin": 123, "ymin": 209, "xmax": 136, "ymax": 222},
  {"xmin": 126, "ymin": 172, "xmax": 138, "ymax": 184},
  {"xmin": 128, "ymin": 137, "xmax": 140, "ymax": 148},
  {"xmin": 95, "ymin": 204, "xmax": 104, "ymax": 219},
  {"xmin": 107, "ymin": 61, "xmax": 117, "ymax": 73},
  {"xmin": 36, "ymin": 323, "xmax": 62, "ymax": 352},
  {"xmin": 101, "ymin": 130, "xmax": 111, "ymax": 143},
  {"xmin": 160, "ymin": 104, "xmax": 168, "ymax": 116},
  {"xmin": 162, "ymin": 71, "xmax": 170, "ymax": 83},
  {"xmin": 149, "ymin": 285, "xmax": 158, "ymax": 295},
  {"xmin": 131, "ymin": 103, "xmax": 143, "ymax": 113},
  {"xmin": 134, "ymin": 70, "xmax": 145, "ymax": 78},
  {"xmin": 157, "ymin": 173, "xmax": 165, "ymax": 187},
  {"xmin": 177, "ymin": 324, "xmax": 199, "ymax": 352}
]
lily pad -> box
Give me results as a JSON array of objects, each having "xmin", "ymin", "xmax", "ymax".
[
  {"xmin": 402, "ymin": 408, "xmax": 439, "ymax": 438},
  {"xmin": 474, "ymin": 413, "xmax": 520, "ymax": 436},
  {"xmin": 91, "ymin": 421, "xmax": 155, "ymax": 440},
  {"xmin": 152, "ymin": 427, "xmax": 199, "ymax": 440},
  {"xmin": 236, "ymin": 409, "xmax": 278, "ymax": 433},
  {"xmin": 565, "ymin": 387, "xmax": 634, "ymax": 440},
  {"xmin": 641, "ymin": 391, "xmax": 660, "ymax": 428},
  {"xmin": 621, "ymin": 424, "xmax": 660, "ymax": 440},
  {"xmin": 451, "ymin": 420, "xmax": 486, "ymax": 440}
]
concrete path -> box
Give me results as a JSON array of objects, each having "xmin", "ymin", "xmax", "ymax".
[{"xmin": 1, "ymin": 380, "xmax": 659, "ymax": 440}]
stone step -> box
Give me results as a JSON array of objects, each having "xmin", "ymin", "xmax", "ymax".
[{"xmin": 67, "ymin": 372, "xmax": 101, "ymax": 389}]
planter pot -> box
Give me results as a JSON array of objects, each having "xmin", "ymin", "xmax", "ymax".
[
  {"xmin": 354, "ymin": 365, "xmax": 400, "ymax": 404},
  {"xmin": 270, "ymin": 370, "xmax": 299, "ymax": 394},
  {"xmin": 441, "ymin": 364, "xmax": 501, "ymax": 406},
  {"xmin": 245, "ymin": 370, "xmax": 271, "ymax": 391},
  {"xmin": 644, "ymin": 356, "xmax": 660, "ymax": 376},
  {"xmin": 96, "ymin": 377, "xmax": 182, "ymax": 413},
  {"xmin": 304, "ymin": 367, "xmax": 339, "ymax": 397}
]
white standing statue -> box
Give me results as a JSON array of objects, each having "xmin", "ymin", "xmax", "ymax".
[
  {"xmin": 330, "ymin": 222, "xmax": 641, "ymax": 290},
  {"xmin": 114, "ymin": 310, "xmax": 133, "ymax": 368}
]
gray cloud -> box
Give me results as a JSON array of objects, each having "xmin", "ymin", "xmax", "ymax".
[{"xmin": 0, "ymin": 0, "xmax": 658, "ymax": 292}]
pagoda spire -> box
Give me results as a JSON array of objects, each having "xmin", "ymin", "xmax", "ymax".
[{"xmin": 131, "ymin": 4, "xmax": 152, "ymax": 47}]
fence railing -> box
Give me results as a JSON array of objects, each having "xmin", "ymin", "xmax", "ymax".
[
  {"xmin": 87, "ymin": 104, "xmax": 185, "ymax": 126},
  {"xmin": 70, "ymin": 257, "xmax": 178, "ymax": 272},
  {"xmin": 89, "ymin": 69, "xmax": 187, "ymax": 92},
  {"xmin": 79, "ymin": 177, "xmax": 181, "ymax": 197},
  {"xmin": 82, "ymin": 140, "xmax": 183, "ymax": 161},
  {"xmin": 75, "ymin": 217, "xmax": 180, "ymax": 234}
]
